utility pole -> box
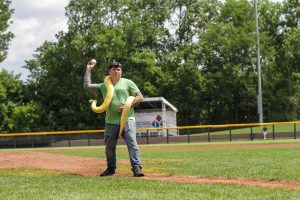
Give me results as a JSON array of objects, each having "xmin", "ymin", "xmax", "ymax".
[{"xmin": 255, "ymin": 0, "xmax": 263, "ymax": 123}]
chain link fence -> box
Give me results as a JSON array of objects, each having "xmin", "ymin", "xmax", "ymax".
[{"xmin": 0, "ymin": 122, "xmax": 299, "ymax": 148}]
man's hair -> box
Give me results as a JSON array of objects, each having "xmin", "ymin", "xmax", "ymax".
[{"xmin": 108, "ymin": 60, "xmax": 122, "ymax": 69}]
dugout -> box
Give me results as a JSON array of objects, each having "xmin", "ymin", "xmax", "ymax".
[{"xmin": 135, "ymin": 97, "xmax": 178, "ymax": 136}]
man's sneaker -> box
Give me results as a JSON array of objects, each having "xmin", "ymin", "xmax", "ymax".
[
  {"xmin": 132, "ymin": 167, "xmax": 144, "ymax": 177},
  {"xmin": 100, "ymin": 168, "xmax": 115, "ymax": 176}
]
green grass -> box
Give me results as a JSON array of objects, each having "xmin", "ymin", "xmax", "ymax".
[
  {"xmin": 38, "ymin": 141, "xmax": 300, "ymax": 182},
  {"xmin": 1, "ymin": 169, "xmax": 300, "ymax": 200},
  {"xmin": 144, "ymin": 146, "xmax": 300, "ymax": 181},
  {"xmin": 194, "ymin": 123, "xmax": 300, "ymax": 135},
  {"xmin": 1, "ymin": 140, "xmax": 300, "ymax": 199},
  {"xmin": 0, "ymin": 168, "xmax": 63, "ymax": 176}
]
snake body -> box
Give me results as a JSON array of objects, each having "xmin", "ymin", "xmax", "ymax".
[
  {"xmin": 89, "ymin": 76, "xmax": 134, "ymax": 137},
  {"xmin": 89, "ymin": 76, "xmax": 114, "ymax": 113},
  {"xmin": 118, "ymin": 96, "xmax": 135, "ymax": 137}
]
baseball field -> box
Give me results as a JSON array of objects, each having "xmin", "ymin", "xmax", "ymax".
[{"xmin": 1, "ymin": 140, "xmax": 300, "ymax": 200}]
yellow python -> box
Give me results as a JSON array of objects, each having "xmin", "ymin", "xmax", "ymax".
[
  {"xmin": 89, "ymin": 76, "xmax": 114, "ymax": 113},
  {"xmin": 89, "ymin": 76, "xmax": 135, "ymax": 137},
  {"xmin": 118, "ymin": 96, "xmax": 135, "ymax": 137}
]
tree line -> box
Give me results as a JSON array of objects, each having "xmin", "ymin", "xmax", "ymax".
[{"xmin": 1, "ymin": 0, "xmax": 300, "ymax": 132}]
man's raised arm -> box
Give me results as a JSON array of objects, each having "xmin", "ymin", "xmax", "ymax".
[{"xmin": 84, "ymin": 59, "xmax": 99, "ymax": 91}]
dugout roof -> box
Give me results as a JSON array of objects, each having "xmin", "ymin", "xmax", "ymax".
[{"xmin": 136, "ymin": 97, "xmax": 178, "ymax": 112}]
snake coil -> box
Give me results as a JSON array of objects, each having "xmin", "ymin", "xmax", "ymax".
[{"xmin": 89, "ymin": 76, "xmax": 134, "ymax": 137}]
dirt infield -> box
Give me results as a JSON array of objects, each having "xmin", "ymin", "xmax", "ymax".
[{"xmin": 1, "ymin": 148, "xmax": 300, "ymax": 190}]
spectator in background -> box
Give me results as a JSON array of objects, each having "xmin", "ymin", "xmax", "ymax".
[{"xmin": 263, "ymin": 127, "xmax": 268, "ymax": 140}]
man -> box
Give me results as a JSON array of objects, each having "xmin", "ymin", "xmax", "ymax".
[
  {"xmin": 263, "ymin": 127, "xmax": 268, "ymax": 140},
  {"xmin": 84, "ymin": 59, "xmax": 144, "ymax": 177}
]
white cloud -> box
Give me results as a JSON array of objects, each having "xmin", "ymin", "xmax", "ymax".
[
  {"xmin": 26, "ymin": 0, "xmax": 67, "ymax": 10},
  {"xmin": 0, "ymin": 0, "xmax": 69, "ymax": 81}
]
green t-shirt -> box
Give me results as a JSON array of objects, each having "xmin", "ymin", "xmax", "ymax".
[{"xmin": 96, "ymin": 78, "xmax": 140, "ymax": 124}]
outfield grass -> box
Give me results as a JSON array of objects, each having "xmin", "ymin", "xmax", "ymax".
[
  {"xmin": 1, "ymin": 169, "xmax": 300, "ymax": 200},
  {"xmin": 37, "ymin": 140, "xmax": 300, "ymax": 182},
  {"xmin": 1, "ymin": 140, "xmax": 300, "ymax": 199},
  {"xmin": 191, "ymin": 123, "xmax": 300, "ymax": 136}
]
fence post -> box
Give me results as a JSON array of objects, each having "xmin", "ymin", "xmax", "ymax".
[
  {"xmin": 88, "ymin": 133, "xmax": 91, "ymax": 146},
  {"xmin": 146, "ymin": 130, "xmax": 149, "ymax": 144},
  {"xmin": 294, "ymin": 123, "xmax": 297, "ymax": 140},
  {"xmin": 32, "ymin": 136, "xmax": 35, "ymax": 148},
  {"xmin": 49, "ymin": 135, "xmax": 52, "ymax": 147},
  {"xmin": 250, "ymin": 127, "xmax": 253, "ymax": 141},
  {"xmin": 167, "ymin": 129, "xmax": 169, "ymax": 144},
  {"xmin": 187, "ymin": 128, "xmax": 190, "ymax": 143},
  {"xmin": 13, "ymin": 137, "xmax": 16, "ymax": 148},
  {"xmin": 229, "ymin": 128, "xmax": 232, "ymax": 142},
  {"xmin": 68, "ymin": 134, "xmax": 71, "ymax": 147},
  {"xmin": 272, "ymin": 124, "xmax": 275, "ymax": 140},
  {"xmin": 208, "ymin": 128, "xmax": 211, "ymax": 142}
]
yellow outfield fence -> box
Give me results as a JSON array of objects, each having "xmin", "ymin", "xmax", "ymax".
[
  {"xmin": 0, "ymin": 121, "xmax": 300, "ymax": 137},
  {"xmin": 0, "ymin": 130, "xmax": 105, "ymax": 137},
  {"xmin": 0, "ymin": 121, "xmax": 299, "ymax": 148}
]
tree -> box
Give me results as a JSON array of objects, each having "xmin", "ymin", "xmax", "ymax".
[
  {"xmin": 25, "ymin": 34, "xmax": 104, "ymax": 130},
  {"xmin": 258, "ymin": 0, "xmax": 300, "ymax": 121},
  {"xmin": 23, "ymin": 0, "xmax": 300, "ymax": 128},
  {"xmin": 170, "ymin": 0, "xmax": 220, "ymax": 45},
  {"xmin": 0, "ymin": 0, "xmax": 14, "ymax": 62},
  {"xmin": 25, "ymin": 0, "xmax": 173, "ymax": 129},
  {"xmin": 0, "ymin": 70, "xmax": 39, "ymax": 132},
  {"xmin": 11, "ymin": 101, "xmax": 40, "ymax": 132},
  {"xmin": 195, "ymin": 0, "xmax": 261, "ymax": 123}
]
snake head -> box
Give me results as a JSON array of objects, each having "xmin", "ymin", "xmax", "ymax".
[{"xmin": 89, "ymin": 99, "xmax": 97, "ymax": 104}]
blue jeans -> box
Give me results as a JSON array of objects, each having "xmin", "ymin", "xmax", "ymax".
[{"xmin": 104, "ymin": 121, "xmax": 142, "ymax": 169}]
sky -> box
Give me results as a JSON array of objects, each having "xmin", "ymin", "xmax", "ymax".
[{"xmin": 0, "ymin": 0, "xmax": 69, "ymax": 81}]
